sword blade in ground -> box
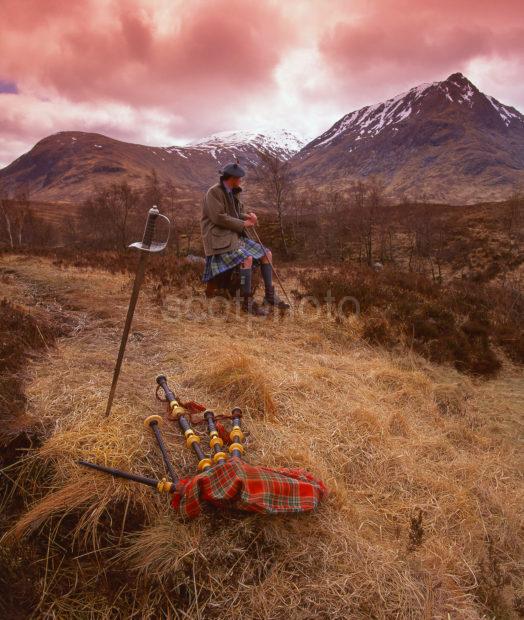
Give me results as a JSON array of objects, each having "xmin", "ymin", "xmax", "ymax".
[
  {"xmin": 105, "ymin": 206, "xmax": 163, "ymax": 417},
  {"xmin": 105, "ymin": 256, "xmax": 148, "ymax": 416}
]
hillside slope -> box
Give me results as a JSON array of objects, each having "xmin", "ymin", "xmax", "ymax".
[{"xmin": 2, "ymin": 73, "xmax": 523, "ymax": 206}]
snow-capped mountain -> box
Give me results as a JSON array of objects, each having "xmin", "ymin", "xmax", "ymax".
[
  {"xmin": 303, "ymin": 73, "xmax": 523, "ymax": 151},
  {"xmin": 293, "ymin": 73, "xmax": 524, "ymax": 203},
  {"xmin": 0, "ymin": 128, "xmax": 304, "ymax": 202},
  {"xmin": 485, "ymin": 95, "xmax": 523, "ymax": 127},
  {"xmin": 188, "ymin": 129, "xmax": 305, "ymax": 161}
]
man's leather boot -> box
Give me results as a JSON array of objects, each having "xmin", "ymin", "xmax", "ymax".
[
  {"xmin": 263, "ymin": 286, "xmax": 290, "ymax": 310},
  {"xmin": 242, "ymin": 294, "xmax": 268, "ymax": 316}
]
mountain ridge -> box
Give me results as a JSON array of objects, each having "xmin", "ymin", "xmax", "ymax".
[
  {"xmin": 0, "ymin": 128, "xmax": 304, "ymax": 202},
  {"xmin": 1, "ymin": 73, "xmax": 523, "ymax": 204}
]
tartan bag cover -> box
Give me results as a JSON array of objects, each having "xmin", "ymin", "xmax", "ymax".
[{"xmin": 171, "ymin": 458, "xmax": 327, "ymax": 518}]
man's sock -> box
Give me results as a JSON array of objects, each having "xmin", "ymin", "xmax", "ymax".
[
  {"xmin": 240, "ymin": 267, "xmax": 252, "ymax": 298},
  {"xmin": 260, "ymin": 263, "xmax": 273, "ymax": 294}
]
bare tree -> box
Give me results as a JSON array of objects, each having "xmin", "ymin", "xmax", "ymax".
[
  {"xmin": 80, "ymin": 181, "xmax": 141, "ymax": 250},
  {"xmin": 256, "ymin": 150, "xmax": 294, "ymax": 255},
  {"xmin": 117, "ymin": 181, "xmax": 138, "ymax": 250},
  {"xmin": 0, "ymin": 192, "xmax": 14, "ymax": 248},
  {"xmin": 163, "ymin": 178, "xmax": 181, "ymax": 255},
  {"xmin": 0, "ymin": 191, "xmax": 32, "ymax": 248},
  {"xmin": 0, "ymin": 189, "xmax": 58, "ymax": 248},
  {"xmin": 350, "ymin": 180, "xmax": 372, "ymax": 264},
  {"xmin": 346, "ymin": 177, "xmax": 387, "ymax": 265},
  {"xmin": 180, "ymin": 208, "xmax": 200, "ymax": 255},
  {"xmin": 504, "ymin": 189, "xmax": 523, "ymax": 244},
  {"xmin": 142, "ymin": 169, "xmax": 163, "ymax": 209},
  {"xmin": 14, "ymin": 193, "xmax": 31, "ymax": 246}
]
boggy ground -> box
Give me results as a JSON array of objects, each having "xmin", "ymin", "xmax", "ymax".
[{"xmin": 0, "ymin": 253, "xmax": 522, "ymax": 619}]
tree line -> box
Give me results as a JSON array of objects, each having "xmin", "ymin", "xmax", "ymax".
[
  {"xmin": 1, "ymin": 153, "xmax": 522, "ymax": 284},
  {"xmin": 253, "ymin": 151, "xmax": 522, "ymax": 284}
]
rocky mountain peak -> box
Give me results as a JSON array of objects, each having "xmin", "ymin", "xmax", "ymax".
[{"xmin": 292, "ymin": 72, "xmax": 524, "ymax": 203}]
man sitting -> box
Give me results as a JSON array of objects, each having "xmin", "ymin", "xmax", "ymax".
[{"xmin": 201, "ymin": 162, "xmax": 289, "ymax": 316}]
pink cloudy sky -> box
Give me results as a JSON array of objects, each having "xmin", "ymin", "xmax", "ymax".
[{"xmin": 1, "ymin": 0, "xmax": 523, "ymax": 167}]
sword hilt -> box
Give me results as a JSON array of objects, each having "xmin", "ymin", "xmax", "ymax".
[
  {"xmin": 129, "ymin": 206, "xmax": 171, "ymax": 253},
  {"xmin": 142, "ymin": 206, "xmax": 159, "ymax": 248}
]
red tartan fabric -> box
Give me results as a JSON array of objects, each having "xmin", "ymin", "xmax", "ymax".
[
  {"xmin": 215, "ymin": 420, "xmax": 231, "ymax": 445},
  {"xmin": 178, "ymin": 400, "xmax": 206, "ymax": 414},
  {"xmin": 171, "ymin": 458, "xmax": 327, "ymax": 518}
]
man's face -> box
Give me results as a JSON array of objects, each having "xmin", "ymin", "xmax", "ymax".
[{"xmin": 229, "ymin": 176, "xmax": 242, "ymax": 188}]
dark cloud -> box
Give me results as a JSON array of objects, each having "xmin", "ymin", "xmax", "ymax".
[{"xmin": 0, "ymin": 79, "xmax": 18, "ymax": 94}]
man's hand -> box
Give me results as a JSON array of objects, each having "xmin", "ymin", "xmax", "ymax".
[{"xmin": 244, "ymin": 212, "xmax": 257, "ymax": 228}]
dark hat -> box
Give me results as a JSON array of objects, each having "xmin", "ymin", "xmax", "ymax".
[{"xmin": 220, "ymin": 162, "xmax": 246, "ymax": 178}]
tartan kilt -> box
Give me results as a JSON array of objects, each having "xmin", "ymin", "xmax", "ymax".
[{"xmin": 202, "ymin": 238, "xmax": 268, "ymax": 282}]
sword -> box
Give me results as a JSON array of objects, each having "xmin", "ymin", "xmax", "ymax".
[{"xmin": 105, "ymin": 206, "xmax": 170, "ymax": 417}]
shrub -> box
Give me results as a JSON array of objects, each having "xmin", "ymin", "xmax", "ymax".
[
  {"xmin": 300, "ymin": 266, "xmax": 522, "ymax": 377},
  {"xmin": 12, "ymin": 247, "xmax": 203, "ymax": 290}
]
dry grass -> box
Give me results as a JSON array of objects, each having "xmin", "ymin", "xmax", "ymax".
[
  {"xmin": 0, "ymin": 253, "xmax": 523, "ymax": 619},
  {"xmin": 188, "ymin": 352, "xmax": 277, "ymax": 421}
]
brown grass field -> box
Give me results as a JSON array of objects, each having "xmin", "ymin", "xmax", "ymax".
[{"xmin": 0, "ymin": 253, "xmax": 523, "ymax": 619}]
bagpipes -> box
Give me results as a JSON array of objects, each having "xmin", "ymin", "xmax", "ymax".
[{"xmin": 79, "ymin": 375, "xmax": 327, "ymax": 518}]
